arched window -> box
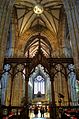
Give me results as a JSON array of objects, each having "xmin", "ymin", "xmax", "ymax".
[{"xmin": 34, "ymin": 75, "xmax": 45, "ymax": 94}]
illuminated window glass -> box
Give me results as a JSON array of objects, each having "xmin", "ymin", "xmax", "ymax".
[{"xmin": 34, "ymin": 75, "xmax": 45, "ymax": 94}]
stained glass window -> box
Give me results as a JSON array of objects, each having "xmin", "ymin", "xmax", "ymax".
[{"xmin": 34, "ymin": 75, "xmax": 45, "ymax": 94}]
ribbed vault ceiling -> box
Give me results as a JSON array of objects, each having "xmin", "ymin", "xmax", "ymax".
[
  {"xmin": 15, "ymin": 0, "xmax": 63, "ymax": 36},
  {"xmin": 13, "ymin": 0, "xmax": 63, "ymax": 88}
]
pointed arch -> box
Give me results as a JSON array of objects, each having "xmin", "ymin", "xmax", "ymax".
[{"xmin": 29, "ymin": 49, "xmax": 50, "ymax": 73}]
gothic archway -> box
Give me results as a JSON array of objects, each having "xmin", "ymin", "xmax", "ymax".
[
  {"xmin": 24, "ymin": 34, "xmax": 54, "ymax": 105},
  {"xmin": 0, "ymin": 0, "xmax": 79, "ymax": 107}
]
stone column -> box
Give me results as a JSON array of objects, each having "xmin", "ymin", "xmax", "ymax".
[
  {"xmin": 57, "ymin": 6, "xmax": 66, "ymax": 58},
  {"xmin": 10, "ymin": 8, "xmax": 16, "ymax": 57},
  {"xmin": 12, "ymin": 6, "xmax": 19, "ymax": 57},
  {"xmin": 0, "ymin": 0, "xmax": 15, "ymax": 74},
  {"xmin": 62, "ymin": 0, "xmax": 79, "ymax": 79}
]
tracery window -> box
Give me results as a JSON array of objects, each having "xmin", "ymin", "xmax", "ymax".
[{"xmin": 34, "ymin": 75, "xmax": 45, "ymax": 94}]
